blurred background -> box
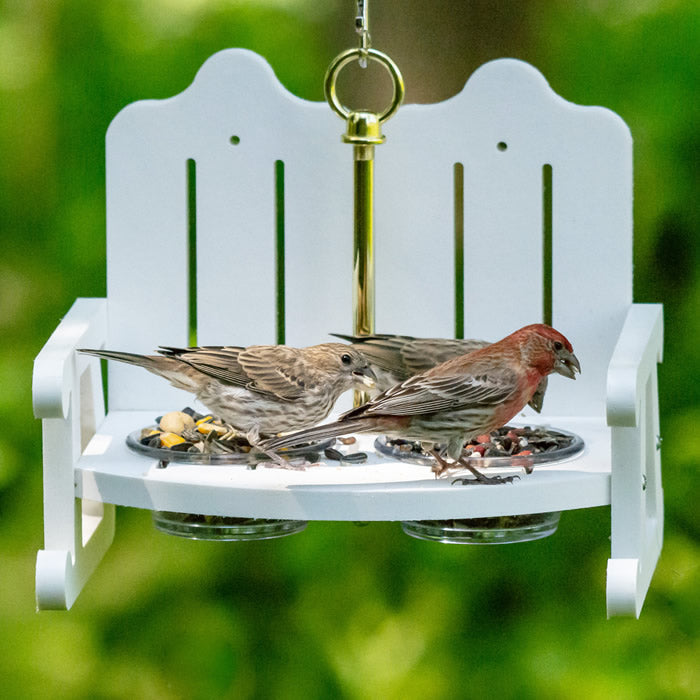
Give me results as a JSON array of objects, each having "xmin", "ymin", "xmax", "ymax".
[{"xmin": 1, "ymin": 0, "xmax": 698, "ymax": 697}]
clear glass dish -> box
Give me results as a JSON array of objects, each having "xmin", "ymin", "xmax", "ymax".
[
  {"xmin": 374, "ymin": 426, "xmax": 584, "ymax": 470},
  {"xmin": 153, "ymin": 512, "xmax": 308, "ymax": 541},
  {"xmin": 388, "ymin": 426, "xmax": 582, "ymax": 544},
  {"xmin": 401, "ymin": 512, "xmax": 561, "ymax": 545},
  {"xmin": 127, "ymin": 425, "xmax": 325, "ymax": 540},
  {"xmin": 126, "ymin": 429, "xmax": 334, "ymax": 465}
]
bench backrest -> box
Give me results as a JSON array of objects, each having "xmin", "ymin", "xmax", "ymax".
[{"xmin": 105, "ymin": 49, "xmax": 632, "ymax": 417}]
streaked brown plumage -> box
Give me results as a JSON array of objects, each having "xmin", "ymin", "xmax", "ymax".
[
  {"xmin": 265, "ymin": 324, "xmax": 580, "ymax": 481},
  {"xmin": 331, "ymin": 332, "xmax": 548, "ymax": 413},
  {"xmin": 78, "ymin": 343, "xmax": 376, "ymax": 436}
]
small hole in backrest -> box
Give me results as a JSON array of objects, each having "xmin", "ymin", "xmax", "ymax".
[
  {"xmin": 230, "ymin": 135, "xmax": 241, "ymax": 145},
  {"xmin": 497, "ymin": 141, "xmax": 508, "ymax": 151}
]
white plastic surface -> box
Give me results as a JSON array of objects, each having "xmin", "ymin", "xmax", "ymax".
[
  {"xmin": 77, "ymin": 411, "xmax": 610, "ymax": 520},
  {"xmin": 33, "ymin": 299, "xmax": 116, "ymax": 610},
  {"xmin": 33, "ymin": 50, "xmax": 663, "ymax": 614},
  {"xmin": 606, "ymin": 304, "xmax": 664, "ymax": 617}
]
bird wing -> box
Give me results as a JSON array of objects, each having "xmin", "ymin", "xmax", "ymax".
[
  {"xmin": 158, "ymin": 346, "xmax": 252, "ymax": 387},
  {"xmin": 235, "ymin": 345, "xmax": 310, "ymax": 400},
  {"xmin": 330, "ymin": 333, "xmax": 490, "ymax": 377},
  {"xmin": 400, "ymin": 338, "xmax": 489, "ymax": 374},
  {"xmin": 159, "ymin": 345, "xmax": 310, "ymax": 400},
  {"xmin": 350, "ymin": 367, "xmax": 518, "ymax": 418}
]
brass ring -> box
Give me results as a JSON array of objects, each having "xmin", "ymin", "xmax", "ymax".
[{"xmin": 324, "ymin": 48, "xmax": 405, "ymax": 123}]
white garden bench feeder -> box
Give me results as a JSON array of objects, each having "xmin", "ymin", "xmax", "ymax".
[{"xmin": 32, "ymin": 22, "xmax": 663, "ymax": 616}]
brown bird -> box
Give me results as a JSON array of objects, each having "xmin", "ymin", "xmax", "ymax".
[
  {"xmin": 265, "ymin": 324, "xmax": 580, "ymax": 483},
  {"xmin": 332, "ymin": 332, "xmax": 548, "ymax": 413},
  {"xmin": 78, "ymin": 343, "xmax": 376, "ymax": 436}
]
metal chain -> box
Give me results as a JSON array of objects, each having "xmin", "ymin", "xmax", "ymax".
[{"xmin": 355, "ymin": 0, "xmax": 371, "ymax": 67}]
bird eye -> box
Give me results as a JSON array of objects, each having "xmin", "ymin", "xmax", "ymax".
[
  {"xmin": 554, "ymin": 341, "xmax": 563, "ymax": 351},
  {"xmin": 341, "ymin": 353, "xmax": 352, "ymax": 365}
]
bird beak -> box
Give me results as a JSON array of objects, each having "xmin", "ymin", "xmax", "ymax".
[
  {"xmin": 353, "ymin": 366, "xmax": 376, "ymax": 388},
  {"xmin": 553, "ymin": 350, "xmax": 581, "ymax": 380}
]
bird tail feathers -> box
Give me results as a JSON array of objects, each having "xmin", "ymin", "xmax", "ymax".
[
  {"xmin": 78, "ymin": 348, "xmax": 157, "ymax": 366},
  {"xmin": 77, "ymin": 349, "xmax": 175, "ymax": 378},
  {"xmin": 263, "ymin": 417, "xmax": 373, "ymax": 451}
]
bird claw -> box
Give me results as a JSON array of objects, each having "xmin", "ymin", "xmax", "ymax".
[
  {"xmin": 246, "ymin": 427, "xmax": 293, "ymax": 468},
  {"xmin": 259, "ymin": 458, "xmax": 309, "ymax": 471},
  {"xmin": 451, "ymin": 456, "xmax": 522, "ymax": 485},
  {"xmin": 451, "ymin": 473, "xmax": 520, "ymax": 486}
]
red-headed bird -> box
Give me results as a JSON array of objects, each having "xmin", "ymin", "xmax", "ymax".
[
  {"xmin": 263, "ymin": 324, "xmax": 580, "ymax": 483},
  {"xmin": 331, "ymin": 332, "xmax": 548, "ymax": 413}
]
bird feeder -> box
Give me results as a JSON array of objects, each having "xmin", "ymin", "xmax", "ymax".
[{"xmin": 32, "ymin": 3, "xmax": 663, "ymax": 616}]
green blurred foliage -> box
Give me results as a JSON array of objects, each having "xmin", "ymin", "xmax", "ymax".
[{"xmin": 1, "ymin": 0, "xmax": 698, "ymax": 697}]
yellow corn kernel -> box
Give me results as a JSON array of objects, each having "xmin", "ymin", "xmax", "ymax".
[
  {"xmin": 160, "ymin": 432, "xmax": 186, "ymax": 448},
  {"xmin": 197, "ymin": 422, "xmax": 227, "ymax": 437}
]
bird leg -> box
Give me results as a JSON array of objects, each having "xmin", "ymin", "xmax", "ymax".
[
  {"xmin": 428, "ymin": 448, "xmax": 457, "ymax": 477},
  {"xmin": 452, "ymin": 457, "xmax": 520, "ymax": 486},
  {"xmin": 245, "ymin": 427, "xmax": 302, "ymax": 469},
  {"xmin": 245, "ymin": 428, "xmax": 322, "ymax": 470}
]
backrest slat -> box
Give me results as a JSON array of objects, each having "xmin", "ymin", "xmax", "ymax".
[
  {"xmin": 105, "ymin": 50, "xmax": 632, "ymax": 417},
  {"xmin": 106, "ymin": 102, "xmax": 191, "ymax": 410}
]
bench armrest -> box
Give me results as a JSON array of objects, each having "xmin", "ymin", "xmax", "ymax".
[
  {"xmin": 606, "ymin": 304, "xmax": 663, "ymax": 428},
  {"xmin": 33, "ymin": 298, "xmax": 108, "ymax": 419},
  {"xmin": 605, "ymin": 303, "xmax": 664, "ymax": 617},
  {"xmin": 33, "ymin": 297, "xmax": 114, "ymax": 610}
]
